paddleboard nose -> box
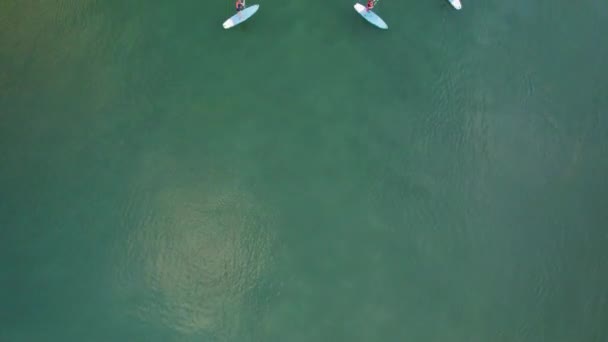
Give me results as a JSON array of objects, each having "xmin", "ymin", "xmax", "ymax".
[{"xmin": 450, "ymin": 0, "xmax": 462, "ymax": 9}]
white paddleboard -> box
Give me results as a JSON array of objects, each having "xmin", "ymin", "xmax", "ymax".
[
  {"xmin": 223, "ymin": 4, "xmax": 260, "ymax": 29},
  {"xmin": 448, "ymin": 0, "xmax": 462, "ymax": 10},
  {"xmin": 354, "ymin": 3, "xmax": 388, "ymax": 30}
]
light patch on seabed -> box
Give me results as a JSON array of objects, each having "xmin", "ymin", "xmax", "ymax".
[{"xmin": 114, "ymin": 152, "xmax": 277, "ymax": 335}]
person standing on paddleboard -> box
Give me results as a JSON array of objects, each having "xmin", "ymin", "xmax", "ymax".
[
  {"xmin": 236, "ymin": 0, "xmax": 245, "ymax": 12},
  {"xmin": 366, "ymin": 0, "xmax": 376, "ymax": 10}
]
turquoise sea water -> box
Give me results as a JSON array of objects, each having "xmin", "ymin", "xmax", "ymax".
[{"xmin": 1, "ymin": 0, "xmax": 607, "ymax": 341}]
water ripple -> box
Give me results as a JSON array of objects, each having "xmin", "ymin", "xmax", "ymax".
[{"xmin": 114, "ymin": 164, "xmax": 276, "ymax": 336}]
